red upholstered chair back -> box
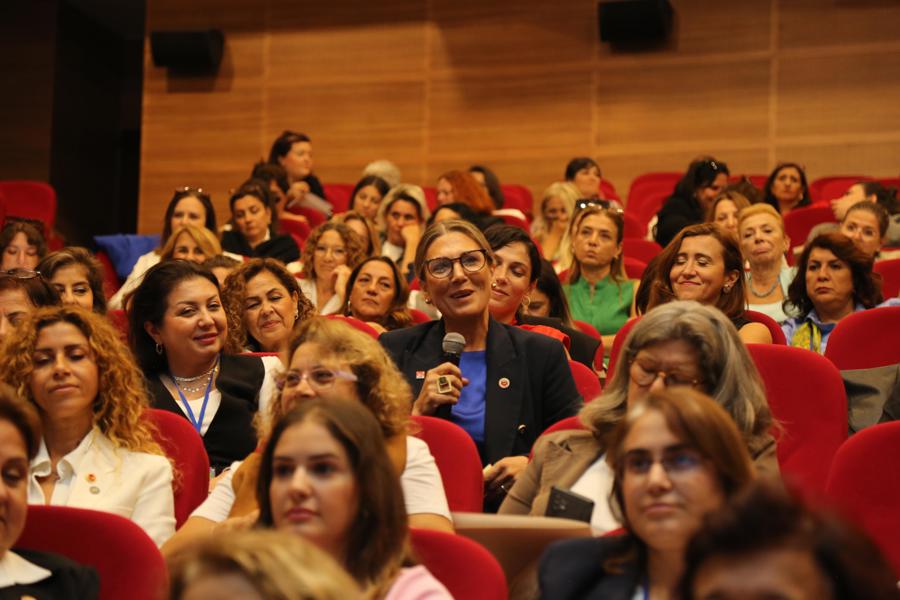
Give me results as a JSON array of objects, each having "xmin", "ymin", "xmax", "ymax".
[
  {"xmin": 824, "ymin": 306, "xmax": 900, "ymax": 370},
  {"xmin": 622, "ymin": 238, "xmax": 662, "ymax": 265},
  {"xmin": 287, "ymin": 205, "xmax": 326, "ymax": 228},
  {"xmin": 606, "ymin": 316, "xmax": 639, "ymax": 379},
  {"xmin": 0, "ymin": 180, "xmax": 57, "ymax": 230},
  {"xmin": 825, "ymin": 421, "xmax": 900, "ymax": 576},
  {"xmin": 874, "ymin": 259, "xmax": 900, "ymax": 300},
  {"xmin": 106, "ymin": 309, "xmax": 129, "ymax": 341},
  {"xmin": 573, "ymin": 320, "xmax": 601, "ymax": 340},
  {"xmin": 809, "ymin": 175, "xmax": 871, "ymax": 203},
  {"xmin": 783, "ymin": 205, "xmax": 837, "ymax": 255},
  {"xmin": 279, "ymin": 217, "xmax": 311, "ymax": 246},
  {"xmin": 747, "ymin": 344, "xmax": 847, "ymax": 496},
  {"xmin": 623, "ymin": 256, "xmax": 647, "ymax": 279},
  {"xmin": 599, "ymin": 179, "xmax": 621, "ymax": 204},
  {"xmin": 569, "ymin": 359, "xmax": 601, "ymax": 402},
  {"xmin": 499, "ymin": 184, "xmax": 534, "ymax": 220},
  {"xmin": 323, "ymin": 314, "xmax": 380, "ymax": 339},
  {"xmin": 16, "ymin": 505, "xmax": 167, "ymax": 600},
  {"xmin": 94, "ymin": 250, "xmax": 121, "ymax": 298},
  {"xmin": 625, "ymin": 172, "xmax": 680, "ymax": 231},
  {"xmin": 410, "ymin": 529, "xmax": 507, "ymax": 600},
  {"xmin": 411, "ymin": 415, "xmax": 483, "ymax": 513},
  {"xmin": 409, "ymin": 308, "xmax": 432, "ymax": 323},
  {"xmin": 622, "ymin": 211, "xmax": 644, "ymax": 239},
  {"xmin": 143, "ymin": 408, "xmax": 210, "ymax": 528},
  {"xmin": 322, "ymin": 183, "xmax": 354, "ymax": 214},
  {"xmin": 496, "ymin": 212, "xmax": 530, "ymax": 231},
  {"xmin": 744, "ymin": 309, "xmax": 787, "ymax": 345}
]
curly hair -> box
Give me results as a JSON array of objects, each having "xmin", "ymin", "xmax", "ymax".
[
  {"xmin": 0, "ymin": 305, "xmax": 163, "ymax": 456},
  {"xmin": 437, "ymin": 170, "xmax": 494, "ymax": 214},
  {"xmin": 159, "ymin": 225, "xmax": 223, "ymax": 263},
  {"xmin": 785, "ymin": 231, "xmax": 882, "ymax": 316},
  {"xmin": 281, "ymin": 318, "xmax": 411, "ymax": 438},
  {"xmin": 342, "ymin": 257, "xmax": 412, "ymax": 331},
  {"xmin": 221, "ymin": 258, "xmax": 315, "ymax": 353},
  {"xmin": 301, "ymin": 222, "xmax": 366, "ymax": 283},
  {"xmin": 36, "ymin": 247, "xmax": 108, "ymax": 314}
]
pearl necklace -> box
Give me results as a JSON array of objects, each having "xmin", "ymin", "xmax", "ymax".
[
  {"xmin": 172, "ymin": 363, "xmax": 218, "ymax": 394},
  {"xmin": 748, "ymin": 273, "xmax": 779, "ymax": 298}
]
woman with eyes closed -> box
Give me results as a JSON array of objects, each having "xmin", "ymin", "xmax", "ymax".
[
  {"xmin": 381, "ymin": 220, "xmax": 581, "ymax": 501},
  {"xmin": 222, "ymin": 258, "xmax": 316, "ymax": 355},
  {"xmin": 0, "ymin": 272, "xmax": 60, "ymax": 339},
  {"xmin": 781, "ymin": 232, "xmax": 894, "ymax": 354},
  {"xmin": 130, "ymin": 261, "xmax": 279, "ymax": 474},
  {"xmin": 500, "ymin": 300, "xmax": 777, "ymax": 527},
  {"xmin": 343, "ymin": 257, "xmax": 413, "ymax": 333},
  {"xmin": 348, "ymin": 175, "xmax": 391, "ymax": 222},
  {"xmin": 299, "ymin": 222, "xmax": 366, "ymax": 316},
  {"xmin": 524, "ymin": 259, "xmax": 578, "ymax": 329},
  {"xmin": 738, "ymin": 204, "xmax": 796, "ymax": 324},
  {"xmin": 37, "ymin": 247, "xmax": 107, "ymax": 314},
  {"xmin": 0, "ymin": 221, "xmax": 46, "ymax": 272},
  {"xmin": 647, "ymin": 223, "xmax": 773, "ymax": 344},
  {"xmin": 221, "ymin": 180, "xmax": 301, "ymax": 264},
  {"xmin": 0, "ymin": 306, "xmax": 175, "ymax": 547},
  {"xmin": 705, "ymin": 191, "xmax": 750, "ymax": 236},
  {"xmin": 539, "ymin": 387, "xmax": 756, "ymax": 600},
  {"xmin": 110, "ymin": 187, "xmax": 218, "ymax": 310},
  {"xmin": 531, "ymin": 182, "xmax": 579, "ymax": 268},
  {"xmin": 763, "ymin": 162, "xmax": 811, "ymax": 215}
]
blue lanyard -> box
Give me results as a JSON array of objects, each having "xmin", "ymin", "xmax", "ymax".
[{"xmin": 171, "ymin": 357, "xmax": 218, "ymax": 435}]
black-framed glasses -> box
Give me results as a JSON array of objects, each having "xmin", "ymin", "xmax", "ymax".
[
  {"xmin": 0, "ymin": 269, "xmax": 42, "ymax": 280},
  {"xmin": 424, "ymin": 249, "xmax": 488, "ymax": 279},
  {"xmin": 628, "ymin": 359, "xmax": 702, "ymax": 389}
]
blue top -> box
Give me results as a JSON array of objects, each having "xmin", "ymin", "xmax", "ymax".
[
  {"xmin": 452, "ymin": 351, "xmax": 487, "ymax": 443},
  {"xmin": 782, "ymin": 298, "xmax": 900, "ymax": 354}
]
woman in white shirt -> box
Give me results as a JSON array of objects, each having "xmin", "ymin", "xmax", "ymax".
[
  {"xmin": 0, "ymin": 305, "xmax": 175, "ymax": 547},
  {"xmin": 298, "ymin": 223, "xmax": 366, "ymax": 315}
]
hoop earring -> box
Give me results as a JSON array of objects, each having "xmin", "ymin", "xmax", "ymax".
[
  {"xmin": 155, "ymin": 342, "xmax": 164, "ymax": 355},
  {"xmin": 521, "ymin": 296, "xmax": 531, "ymax": 308}
]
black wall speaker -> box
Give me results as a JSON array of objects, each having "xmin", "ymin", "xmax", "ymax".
[
  {"xmin": 150, "ymin": 29, "xmax": 225, "ymax": 73},
  {"xmin": 598, "ymin": 0, "xmax": 673, "ymax": 44}
]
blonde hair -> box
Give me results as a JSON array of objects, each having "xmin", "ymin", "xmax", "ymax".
[
  {"xmin": 531, "ymin": 182, "xmax": 580, "ymax": 266},
  {"xmin": 738, "ymin": 202, "xmax": 786, "ymax": 236},
  {"xmin": 168, "ymin": 530, "xmax": 361, "ymax": 600},
  {"xmin": 0, "ymin": 305, "xmax": 163, "ymax": 456},
  {"xmin": 159, "ymin": 225, "xmax": 223, "ymax": 262}
]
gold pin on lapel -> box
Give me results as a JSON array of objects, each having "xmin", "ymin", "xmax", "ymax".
[{"xmin": 498, "ymin": 377, "xmax": 510, "ymax": 389}]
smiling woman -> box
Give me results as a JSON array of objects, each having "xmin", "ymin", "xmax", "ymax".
[
  {"xmin": 299, "ymin": 223, "xmax": 366, "ymax": 316},
  {"xmin": 221, "ymin": 180, "xmax": 301, "ymax": 263},
  {"xmin": 342, "ymin": 256, "xmax": 412, "ymax": 332}
]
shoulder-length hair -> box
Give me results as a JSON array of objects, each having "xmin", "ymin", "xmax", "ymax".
[
  {"xmin": 343, "ymin": 257, "xmax": 412, "ymax": 331},
  {"xmin": 128, "ymin": 261, "xmax": 222, "ymax": 376},
  {"xmin": 581, "ymin": 301, "xmax": 773, "ymax": 447},
  {"xmin": 647, "ymin": 222, "xmax": 745, "ymax": 320},
  {"xmin": 414, "ymin": 219, "xmax": 496, "ymax": 282},
  {"xmin": 0, "ymin": 382, "xmax": 42, "ymax": 460},
  {"xmin": 706, "ymin": 190, "xmax": 751, "ymax": 223},
  {"xmin": 349, "ymin": 176, "xmax": 390, "ymax": 212},
  {"xmin": 256, "ymin": 398, "xmax": 409, "ymax": 588},
  {"xmin": 764, "ymin": 162, "xmax": 811, "ymax": 211},
  {"xmin": 672, "ymin": 157, "xmax": 729, "ymax": 202},
  {"xmin": 332, "ymin": 211, "xmax": 381, "ymax": 257},
  {"xmin": 160, "ymin": 188, "xmax": 217, "ymax": 248},
  {"xmin": 221, "ymin": 258, "xmax": 315, "ymax": 353},
  {"xmin": 438, "ymin": 170, "xmax": 494, "ymax": 215},
  {"xmin": 0, "ymin": 221, "xmax": 48, "ymax": 259},
  {"xmin": 785, "ymin": 231, "xmax": 882, "ymax": 316},
  {"xmin": 567, "ymin": 206, "xmax": 626, "ymax": 285},
  {"xmin": 534, "ymin": 259, "xmax": 576, "ymax": 328},
  {"xmin": 159, "ymin": 225, "xmax": 223, "ymax": 263},
  {"xmin": 0, "ymin": 305, "xmax": 163, "ymax": 456},
  {"xmin": 469, "ymin": 165, "xmax": 505, "ymax": 209},
  {"xmin": 531, "ymin": 181, "xmax": 580, "ymax": 267},
  {"xmin": 301, "ymin": 222, "xmax": 366, "ymax": 283},
  {"xmin": 36, "ymin": 247, "xmax": 108, "ymax": 314}
]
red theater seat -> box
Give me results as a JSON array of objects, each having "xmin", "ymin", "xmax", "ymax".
[
  {"xmin": 410, "ymin": 528, "xmax": 507, "ymax": 600},
  {"xmin": 824, "ymin": 306, "xmax": 900, "ymax": 370},
  {"xmin": 412, "ymin": 416, "xmax": 483, "ymax": 513}
]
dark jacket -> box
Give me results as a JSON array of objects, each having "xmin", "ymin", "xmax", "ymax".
[
  {"xmin": 221, "ymin": 229, "xmax": 300, "ymax": 263},
  {"xmin": 380, "ymin": 318, "xmax": 582, "ymax": 465},
  {"xmin": 540, "ymin": 534, "xmax": 641, "ymax": 600},
  {"xmin": 654, "ymin": 193, "xmax": 703, "ymax": 248},
  {"xmin": 2, "ymin": 549, "xmax": 99, "ymax": 600}
]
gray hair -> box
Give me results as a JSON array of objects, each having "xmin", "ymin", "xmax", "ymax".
[{"xmin": 581, "ymin": 300, "xmax": 773, "ymax": 444}]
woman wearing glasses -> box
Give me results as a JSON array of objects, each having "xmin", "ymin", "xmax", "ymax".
[
  {"xmin": 381, "ymin": 220, "xmax": 581, "ymax": 500},
  {"xmin": 298, "ymin": 222, "xmax": 366, "ymax": 315},
  {"xmin": 500, "ymin": 301, "xmax": 777, "ymax": 529},
  {"xmin": 655, "ymin": 157, "xmax": 730, "ymax": 248},
  {"xmin": 162, "ymin": 317, "xmax": 451, "ymax": 557},
  {"xmin": 563, "ymin": 205, "xmax": 638, "ymax": 351},
  {"xmin": 539, "ymin": 387, "xmax": 756, "ymax": 600}
]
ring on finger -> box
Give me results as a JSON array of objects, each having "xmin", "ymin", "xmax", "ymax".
[{"xmin": 437, "ymin": 375, "xmax": 452, "ymax": 394}]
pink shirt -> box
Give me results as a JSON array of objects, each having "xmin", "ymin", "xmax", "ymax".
[{"xmin": 385, "ymin": 566, "xmax": 455, "ymax": 600}]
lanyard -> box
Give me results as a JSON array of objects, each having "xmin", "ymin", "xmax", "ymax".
[{"xmin": 171, "ymin": 356, "xmax": 218, "ymax": 435}]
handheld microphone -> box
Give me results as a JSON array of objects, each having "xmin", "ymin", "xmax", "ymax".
[{"xmin": 436, "ymin": 333, "xmax": 466, "ymax": 419}]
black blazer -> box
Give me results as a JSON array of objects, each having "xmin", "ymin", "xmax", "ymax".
[
  {"xmin": 380, "ymin": 318, "xmax": 582, "ymax": 465},
  {"xmin": 654, "ymin": 193, "xmax": 703, "ymax": 248},
  {"xmin": 539, "ymin": 535, "xmax": 641, "ymax": 600},
  {"xmin": 2, "ymin": 548, "xmax": 99, "ymax": 599},
  {"xmin": 221, "ymin": 229, "xmax": 300, "ymax": 263}
]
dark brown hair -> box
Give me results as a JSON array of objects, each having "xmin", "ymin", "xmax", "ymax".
[
  {"xmin": 36, "ymin": 247, "xmax": 108, "ymax": 314},
  {"xmin": 343, "ymin": 256, "xmax": 412, "ymax": 331},
  {"xmin": 0, "ymin": 382, "xmax": 41, "ymax": 459}
]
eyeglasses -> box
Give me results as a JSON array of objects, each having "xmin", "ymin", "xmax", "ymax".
[
  {"xmin": 628, "ymin": 359, "xmax": 702, "ymax": 389},
  {"xmin": 424, "ymin": 249, "xmax": 488, "ymax": 279},
  {"xmin": 0, "ymin": 269, "xmax": 42, "ymax": 280},
  {"xmin": 621, "ymin": 447, "xmax": 705, "ymax": 477},
  {"xmin": 279, "ymin": 368, "xmax": 358, "ymax": 391}
]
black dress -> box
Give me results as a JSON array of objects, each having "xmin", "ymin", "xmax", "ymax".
[
  {"xmin": 1, "ymin": 549, "xmax": 99, "ymax": 600},
  {"xmin": 221, "ymin": 230, "xmax": 300, "ymax": 263}
]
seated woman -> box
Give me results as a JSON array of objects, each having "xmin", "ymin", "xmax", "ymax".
[
  {"xmin": 0, "ymin": 271, "xmax": 59, "ymax": 338},
  {"xmin": 130, "ymin": 261, "xmax": 278, "ymax": 473},
  {"xmin": 332, "ymin": 211, "xmax": 381, "ymax": 257},
  {"xmin": 110, "ymin": 187, "xmax": 220, "ymax": 309},
  {"xmin": 738, "ymin": 204, "xmax": 796, "ymax": 324},
  {"xmin": 159, "ymin": 224, "xmax": 223, "ymax": 265},
  {"xmin": 429, "ymin": 202, "xmax": 503, "ymax": 232},
  {"xmin": 501, "ymin": 300, "xmax": 777, "ymax": 527},
  {"xmin": 681, "ymin": 482, "xmax": 899, "ymax": 600},
  {"xmin": 257, "ymin": 398, "xmax": 453, "ymax": 599},
  {"xmin": 782, "ymin": 231, "xmax": 894, "ymax": 354},
  {"xmin": 706, "ymin": 190, "xmax": 750, "ymax": 235},
  {"xmin": 221, "ymin": 180, "xmax": 301, "ymax": 264},
  {"xmin": 0, "ymin": 306, "xmax": 175, "ymax": 547},
  {"xmin": 202, "ymin": 254, "xmax": 241, "ymax": 288},
  {"xmin": 0, "ymin": 221, "xmax": 47, "ymax": 272},
  {"xmin": 832, "ymin": 180, "xmax": 900, "ymax": 248},
  {"xmin": 168, "ymin": 530, "xmax": 360, "ymax": 600},
  {"xmin": 563, "ymin": 205, "xmax": 638, "ymax": 351},
  {"xmin": 343, "ymin": 256, "xmax": 413, "ymax": 333},
  {"xmin": 267, "ymin": 130, "xmax": 330, "ymax": 216},
  {"xmin": 839, "ymin": 200, "xmax": 890, "ymax": 260},
  {"xmin": 469, "ymin": 164, "xmax": 506, "ymax": 210},
  {"xmin": 299, "ymin": 222, "xmax": 366, "ymax": 315},
  {"xmin": 0, "ymin": 382, "xmax": 99, "ymax": 598},
  {"xmin": 380, "ymin": 219, "xmax": 581, "ymax": 495},
  {"xmin": 163, "ymin": 318, "xmax": 452, "ymax": 556},
  {"xmin": 763, "ymin": 162, "xmax": 811, "ymax": 215},
  {"xmin": 250, "ymin": 160, "xmax": 311, "ymax": 229},
  {"xmin": 376, "ymin": 185, "xmax": 431, "ymax": 278},
  {"xmin": 647, "ymin": 222, "xmax": 773, "ymax": 344},
  {"xmin": 530, "ymin": 182, "xmax": 579, "ymax": 268},
  {"xmin": 539, "ymin": 387, "xmax": 756, "ymax": 600},
  {"xmin": 348, "ymin": 175, "xmax": 391, "ymax": 222},
  {"xmin": 222, "ymin": 258, "xmax": 316, "ymax": 354},
  {"xmin": 525, "ymin": 259, "xmax": 578, "ymax": 327},
  {"xmin": 36, "ymin": 247, "xmax": 107, "ymax": 314},
  {"xmin": 564, "ymin": 157, "xmax": 603, "ymax": 200},
  {"xmin": 655, "ymin": 157, "xmax": 730, "ymax": 248},
  {"xmin": 435, "ymin": 170, "xmax": 494, "ymax": 215},
  {"xmin": 485, "ymin": 224, "xmax": 601, "ymax": 370}
]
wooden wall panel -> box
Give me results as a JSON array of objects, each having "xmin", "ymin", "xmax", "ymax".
[
  {"xmin": 775, "ymin": 141, "xmax": 900, "ymax": 179},
  {"xmin": 779, "ymin": 0, "xmax": 900, "ymax": 49}
]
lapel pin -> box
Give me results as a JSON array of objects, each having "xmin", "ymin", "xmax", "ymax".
[
  {"xmin": 498, "ymin": 377, "xmax": 510, "ymax": 389},
  {"xmin": 86, "ymin": 473, "xmax": 96, "ymax": 483},
  {"xmin": 416, "ymin": 370, "xmax": 426, "ymax": 380},
  {"xmin": 89, "ymin": 486, "xmax": 100, "ymax": 495}
]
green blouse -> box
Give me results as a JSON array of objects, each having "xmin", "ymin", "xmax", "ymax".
[{"xmin": 564, "ymin": 275, "xmax": 634, "ymax": 335}]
